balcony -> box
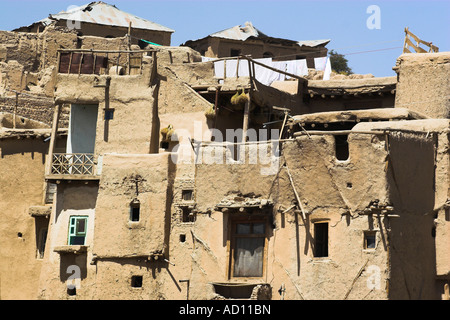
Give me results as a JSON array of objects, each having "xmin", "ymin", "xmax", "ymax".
[
  {"xmin": 47, "ymin": 153, "xmax": 99, "ymax": 180},
  {"xmin": 57, "ymin": 48, "xmax": 157, "ymax": 76}
]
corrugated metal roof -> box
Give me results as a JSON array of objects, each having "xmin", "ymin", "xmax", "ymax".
[
  {"xmin": 47, "ymin": 1, "xmax": 174, "ymax": 33},
  {"xmin": 209, "ymin": 22, "xmax": 267, "ymax": 41},
  {"xmin": 206, "ymin": 22, "xmax": 329, "ymax": 48},
  {"xmin": 297, "ymin": 39, "xmax": 331, "ymax": 47}
]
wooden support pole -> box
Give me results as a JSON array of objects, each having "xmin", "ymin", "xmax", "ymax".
[
  {"xmin": 223, "ymin": 60, "xmax": 227, "ymax": 80},
  {"xmin": 56, "ymin": 51, "xmax": 61, "ymax": 73},
  {"xmin": 13, "ymin": 92, "xmax": 18, "ymax": 129},
  {"xmin": 214, "ymin": 87, "xmax": 219, "ymax": 129},
  {"xmin": 46, "ymin": 104, "xmax": 62, "ymax": 176},
  {"xmin": 78, "ymin": 53, "xmax": 84, "ymax": 75},
  {"xmin": 150, "ymin": 51, "xmax": 157, "ymax": 85},
  {"xmin": 68, "ymin": 52, "xmax": 73, "ymax": 74},
  {"xmin": 279, "ymin": 111, "xmax": 288, "ymax": 140},
  {"xmin": 128, "ymin": 21, "xmax": 132, "ymax": 75},
  {"xmin": 285, "ymin": 163, "xmax": 306, "ymax": 220},
  {"xmin": 242, "ymin": 90, "xmax": 250, "ymax": 143}
]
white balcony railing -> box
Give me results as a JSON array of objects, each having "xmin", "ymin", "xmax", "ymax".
[{"xmin": 51, "ymin": 153, "xmax": 95, "ymax": 176}]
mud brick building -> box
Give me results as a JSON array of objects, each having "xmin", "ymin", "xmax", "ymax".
[{"xmin": 0, "ymin": 2, "xmax": 449, "ymax": 301}]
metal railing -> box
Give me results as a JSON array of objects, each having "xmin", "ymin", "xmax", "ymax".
[{"xmin": 51, "ymin": 153, "xmax": 95, "ymax": 176}]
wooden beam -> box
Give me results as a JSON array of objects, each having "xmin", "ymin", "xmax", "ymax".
[
  {"xmin": 242, "ymin": 90, "xmax": 250, "ymax": 143},
  {"xmin": 285, "ymin": 163, "xmax": 306, "ymax": 220},
  {"xmin": 46, "ymin": 104, "xmax": 62, "ymax": 176},
  {"xmin": 127, "ymin": 21, "xmax": 132, "ymax": 75},
  {"xmin": 241, "ymin": 55, "xmax": 307, "ymax": 81},
  {"xmin": 293, "ymin": 130, "xmax": 386, "ymax": 136}
]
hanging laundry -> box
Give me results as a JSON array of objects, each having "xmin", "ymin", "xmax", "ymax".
[
  {"xmin": 285, "ymin": 59, "xmax": 308, "ymax": 79},
  {"xmin": 314, "ymin": 56, "xmax": 332, "ymax": 81},
  {"xmin": 323, "ymin": 57, "xmax": 332, "ymax": 81}
]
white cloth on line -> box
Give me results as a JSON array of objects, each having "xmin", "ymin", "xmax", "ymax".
[
  {"xmin": 205, "ymin": 56, "xmax": 317, "ymax": 85},
  {"xmin": 314, "ymin": 56, "xmax": 332, "ymax": 81},
  {"xmin": 323, "ymin": 57, "xmax": 332, "ymax": 81}
]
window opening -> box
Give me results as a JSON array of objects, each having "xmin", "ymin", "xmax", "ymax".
[
  {"xmin": 182, "ymin": 190, "xmax": 194, "ymax": 201},
  {"xmin": 335, "ymin": 134, "xmax": 349, "ymax": 161},
  {"xmin": 37, "ymin": 228, "xmax": 48, "ymax": 259},
  {"xmin": 230, "ymin": 49, "xmax": 241, "ymax": 57},
  {"xmin": 182, "ymin": 207, "xmax": 196, "ymax": 223},
  {"xmin": 104, "ymin": 108, "xmax": 115, "ymax": 120},
  {"xmin": 131, "ymin": 275, "xmax": 143, "ymax": 288},
  {"xmin": 314, "ymin": 222, "xmax": 328, "ymax": 257},
  {"xmin": 230, "ymin": 220, "xmax": 267, "ymax": 278},
  {"xmin": 45, "ymin": 183, "xmax": 57, "ymax": 204},
  {"xmin": 68, "ymin": 216, "xmax": 88, "ymax": 245},
  {"xmin": 67, "ymin": 287, "xmax": 77, "ymax": 296},
  {"xmin": 130, "ymin": 199, "xmax": 140, "ymax": 222},
  {"xmin": 364, "ymin": 231, "xmax": 377, "ymax": 249}
]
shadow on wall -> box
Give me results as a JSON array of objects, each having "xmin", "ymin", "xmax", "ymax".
[
  {"xmin": 0, "ymin": 139, "xmax": 47, "ymax": 163},
  {"xmin": 386, "ymin": 131, "xmax": 438, "ymax": 299},
  {"xmin": 386, "ymin": 131, "xmax": 436, "ymax": 213}
]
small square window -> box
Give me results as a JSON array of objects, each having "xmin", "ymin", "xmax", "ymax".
[
  {"xmin": 230, "ymin": 49, "xmax": 241, "ymax": 57},
  {"xmin": 67, "ymin": 287, "xmax": 77, "ymax": 296},
  {"xmin": 182, "ymin": 190, "xmax": 193, "ymax": 201},
  {"xmin": 131, "ymin": 275, "xmax": 143, "ymax": 288},
  {"xmin": 364, "ymin": 231, "xmax": 376, "ymax": 249},
  {"xmin": 104, "ymin": 109, "xmax": 115, "ymax": 120},
  {"xmin": 182, "ymin": 207, "xmax": 196, "ymax": 223}
]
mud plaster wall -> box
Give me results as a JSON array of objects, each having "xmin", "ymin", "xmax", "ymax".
[
  {"xmin": 0, "ymin": 137, "xmax": 48, "ymax": 299},
  {"xmin": 194, "ymin": 37, "xmax": 326, "ymax": 64},
  {"xmin": 55, "ymin": 21, "xmax": 172, "ymax": 46},
  {"xmin": 189, "ymin": 134, "xmax": 390, "ymax": 300},
  {"xmin": 387, "ymin": 132, "xmax": 440, "ymax": 299},
  {"xmin": 355, "ymin": 119, "xmax": 450, "ymax": 299},
  {"xmin": 93, "ymin": 153, "xmax": 173, "ymax": 257},
  {"xmin": 54, "ymin": 56, "xmax": 156, "ymax": 155},
  {"xmin": 394, "ymin": 52, "xmax": 450, "ymax": 119},
  {"xmin": 157, "ymin": 60, "xmax": 215, "ymax": 145},
  {"xmin": 36, "ymin": 182, "xmax": 98, "ymax": 299},
  {"xmin": 0, "ymin": 28, "xmax": 143, "ymax": 126},
  {"xmin": 304, "ymin": 95, "xmax": 395, "ymax": 114}
]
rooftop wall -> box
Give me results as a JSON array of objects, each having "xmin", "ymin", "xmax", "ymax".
[{"xmin": 394, "ymin": 52, "xmax": 450, "ymax": 119}]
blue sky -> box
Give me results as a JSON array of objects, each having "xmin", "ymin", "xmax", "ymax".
[{"xmin": 0, "ymin": 0, "xmax": 449, "ymax": 77}]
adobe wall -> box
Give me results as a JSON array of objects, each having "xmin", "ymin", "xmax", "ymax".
[
  {"xmin": 394, "ymin": 52, "xmax": 450, "ymax": 119},
  {"xmin": 52, "ymin": 20, "xmax": 172, "ymax": 46},
  {"xmin": 0, "ymin": 133, "xmax": 50, "ymax": 299},
  {"xmin": 188, "ymin": 131, "xmax": 391, "ymax": 300},
  {"xmin": 36, "ymin": 181, "xmax": 98, "ymax": 300},
  {"xmin": 196, "ymin": 37, "xmax": 327, "ymax": 64},
  {"xmin": 54, "ymin": 55, "xmax": 157, "ymax": 155},
  {"xmin": 355, "ymin": 119, "xmax": 450, "ymax": 299}
]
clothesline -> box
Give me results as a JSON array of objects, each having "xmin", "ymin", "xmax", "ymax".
[{"xmin": 202, "ymin": 56, "xmax": 332, "ymax": 85}]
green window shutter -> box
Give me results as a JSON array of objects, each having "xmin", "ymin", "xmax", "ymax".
[{"xmin": 68, "ymin": 216, "xmax": 88, "ymax": 245}]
